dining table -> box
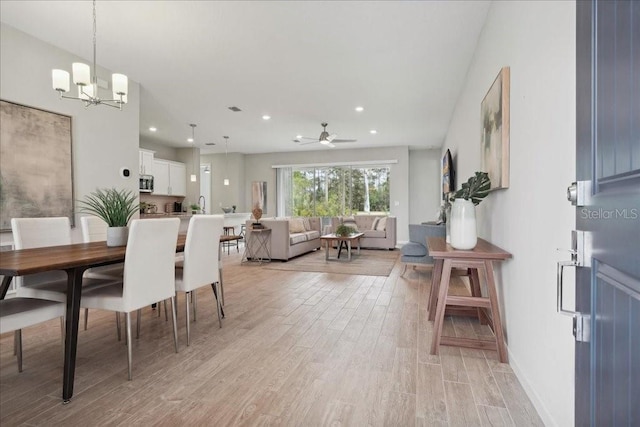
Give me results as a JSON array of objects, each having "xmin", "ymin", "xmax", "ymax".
[{"xmin": 0, "ymin": 234, "xmax": 191, "ymax": 403}]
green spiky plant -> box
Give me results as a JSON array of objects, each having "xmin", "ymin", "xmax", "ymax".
[
  {"xmin": 78, "ymin": 188, "xmax": 139, "ymax": 227},
  {"xmin": 449, "ymin": 172, "xmax": 491, "ymax": 205},
  {"xmin": 335, "ymin": 224, "xmax": 356, "ymax": 237}
]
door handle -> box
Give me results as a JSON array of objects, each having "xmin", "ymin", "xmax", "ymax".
[{"xmin": 557, "ymin": 260, "xmax": 578, "ymax": 316}]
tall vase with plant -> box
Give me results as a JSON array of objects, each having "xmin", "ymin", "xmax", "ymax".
[
  {"xmin": 448, "ymin": 172, "xmax": 491, "ymax": 250},
  {"xmin": 78, "ymin": 188, "xmax": 139, "ymax": 247}
]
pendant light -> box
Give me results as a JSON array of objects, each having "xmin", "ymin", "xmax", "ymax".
[
  {"xmin": 223, "ymin": 136, "xmax": 230, "ymax": 186},
  {"xmin": 189, "ymin": 124, "xmax": 197, "ymax": 182}
]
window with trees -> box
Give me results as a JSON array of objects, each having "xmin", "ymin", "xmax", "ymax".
[{"xmin": 290, "ymin": 165, "xmax": 390, "ymax": 217}]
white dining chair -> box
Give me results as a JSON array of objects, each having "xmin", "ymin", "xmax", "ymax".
[
  {"xmin": 80, "ymin": 218, "xmax": 180, "ymax": 380},
  {"xmin": 11, "ymin": 217, "xmax": 117, "ymax": 330},
  {"xmin": 175, "ymin": 215, "xmax": 224, "ymax": 345},
  {"xmin": 80, "ymin": 216, "xmax": 125, "ymax": 280},
  {"xmin": 0, "ymin": 297, "xmax": 65, "ymax": 372}
]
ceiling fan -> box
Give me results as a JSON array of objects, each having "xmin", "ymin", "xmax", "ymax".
[{"xmin": 293, "ymin": 123, "xmax": 357, "ymax": 148}]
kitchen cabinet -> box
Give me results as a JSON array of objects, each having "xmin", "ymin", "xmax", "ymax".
[
  {"xmin": 152, "ymin": 159, "xmax": 186, "ymax": 196},
  {"xmin": 139, "ymin": 149, "xmax": 155, "ymax": 175}
]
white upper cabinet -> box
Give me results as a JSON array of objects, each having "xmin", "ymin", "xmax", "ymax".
[
  {"xmin": 152, "ymin": 159, "xmax": 186, "ymax": 196},
  {"xmin": 139, "ymin": 149, "xmax": 155, "ymax": 175}
]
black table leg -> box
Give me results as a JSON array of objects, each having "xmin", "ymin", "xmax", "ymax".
[
  {"xmin": 62, "ymin": 268, "xmax": 84, "ymax": 403},
  {"xmin": 337, "ymin": 241, "xmax": 345, "ymax": 259},
  {"xmin": 1, "ymin": 276, "xmax": 13, "ymax": 300}
]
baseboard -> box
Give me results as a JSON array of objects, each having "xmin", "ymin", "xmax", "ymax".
[{"xmin": 507, "ymin": 346, "xmax": 557, "ymax": 427}]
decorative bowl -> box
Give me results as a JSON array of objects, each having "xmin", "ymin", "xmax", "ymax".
[{"xmin": 221, "ymin": 207, "xmax": 233, "ymax": 213}]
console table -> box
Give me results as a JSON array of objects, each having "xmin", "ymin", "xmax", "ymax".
[{"xmin": 426, "ymin": 237, "xmax": 512, "ymax": 363}]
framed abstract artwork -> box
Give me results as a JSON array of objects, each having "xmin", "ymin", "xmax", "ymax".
[
  {"xmin": 481, "ymin": 67, "xmax": 510, "ymax": 190},
  {"xmin": 0, "ymin": 100, "xmax": 74, "ymax": 230}
]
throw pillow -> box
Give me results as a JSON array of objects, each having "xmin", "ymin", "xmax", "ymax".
[
  {"xmin": 371, "ymin": 217, "xmax": 380, "ymax": 230},
  {"xmin": 289, "ymin": 218, "xmax": 306, "ymax": 233},
  {"xmin": 302, "ymin": 217, "xmax": 311, "ymax": 231},
  {"xmin": 375, "ymin": 216, "xmax": 387, "ymax": 231}
]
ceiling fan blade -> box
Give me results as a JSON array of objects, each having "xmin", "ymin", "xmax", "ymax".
[
  {"xmin": 327, "ymin": 142, "xmax": 336, "ymax": 148},
  {"xmin": 326, "ymin": 133, "xmax": 337, "ymax": 143},
  {"xmin": 299, "ymin": 136, "xmax": 318, "ymax": 140},
  {"xmin": 293, "ymin": 139, "xmax": 319, "ymax": 145},
  {"xmin": 331, "ymin": 139, "xmax": 357, "ymax": 143}
]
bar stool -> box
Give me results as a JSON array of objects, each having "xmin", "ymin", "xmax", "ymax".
[{"xmin": 222, "ymin": 226, "xmax": 238, "ymax": 254}]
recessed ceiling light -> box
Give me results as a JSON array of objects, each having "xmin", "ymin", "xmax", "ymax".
[
  {"xmin": 355, "ymin": 106, "xmax": 364, "ymax": 112},
  {"xmin": 296, "ymin": 134, "xmax": 302, "ymax": 139},
  {"xmin": 262, "ymin": 115, "xmax": 271, "ymax": 120},
  {"xmin": 370, "ymin": 129, "xmax": 377, "ymax": 134},
  {"xmin": 187, "ymin": 137, "xmax": 194, "ymax": 143},
  {"xmin": 149, "ymin": 126, "xmax": 157, "ymax": 132}
]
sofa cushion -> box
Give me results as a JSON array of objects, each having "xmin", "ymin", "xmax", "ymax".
[
  {"xmin": 371, "ymin": 217, "xmax": 380, "ymax": 230},
  {"xmin": 290, "ymin": 233, "xmax": 307, "ymax": 245},
  {"xmin": 375, "ymin": 216, "xmax": 387, "ymax": 231},
  {"xmin": 363, "ymin": 229, "xmax": 386, "ymax": 238},
  {"xmin": 401, "ymin": 242, "xmax": 428, "ymax": 257},
  {"xmin": 304, "ymin": 230, "xmax": 320, "ymax": 240},
  {"xmin": 289, "ymin": 218, "xmax": 306, "ymax": 233}
]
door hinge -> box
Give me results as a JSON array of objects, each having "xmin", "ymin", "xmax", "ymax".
[
  {"xmin": 567, "ymin": 180, "xmax": 592, "ymax": 207},
  {"xmin": 573, "ymin": 314, "xmax": 591, "ymax": 342}
]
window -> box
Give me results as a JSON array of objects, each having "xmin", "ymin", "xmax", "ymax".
[{"xmin": 289, "ymin": 165, "xmax": 390, "ymax": 217}]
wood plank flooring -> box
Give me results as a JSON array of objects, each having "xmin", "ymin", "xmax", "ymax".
[{"xmin": 0, "ymin": 249, "xmax": 544, "ymax": 426}]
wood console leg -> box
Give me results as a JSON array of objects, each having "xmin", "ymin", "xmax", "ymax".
[
  {"xmin": 430, "ymin": 259, "xmax": 453, "ymax": 355},
  {"xmin": 428, "ymin": 259, "xmax": 443, "ymax": 321},
  {"xmin": 484, "ymin": 260, "xmax": 508, "ymax": 363},
  {"xmin": 469, "ymin": 268, "xmax": 487, "ymax": 324}
]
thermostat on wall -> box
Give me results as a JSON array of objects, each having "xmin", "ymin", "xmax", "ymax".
[{"xmin": 120, "ymin": 167, "xmax": 131, "ymax": 179}]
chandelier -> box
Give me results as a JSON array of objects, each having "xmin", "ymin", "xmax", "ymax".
[{"xmin": 51, "ymin": 0, "xmax": 128, "ymax": 109}]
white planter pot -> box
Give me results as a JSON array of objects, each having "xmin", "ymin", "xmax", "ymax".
[
  {"xmin": 450, "ymin": 199, "xmax": 477, "ymax": 250},
  {"xmin": 106, "ymin": 226, "xmax": 128, "ymax": 247}
]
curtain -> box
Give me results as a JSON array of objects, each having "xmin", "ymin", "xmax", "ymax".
[{"xmin": 276, "ymin": 167, "xmax": 292, "ymax": 217}]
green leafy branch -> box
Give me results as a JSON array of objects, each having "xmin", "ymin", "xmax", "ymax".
[{"xmin": 449, "ymin": 172, "xmax": 491, "ymax": 206}]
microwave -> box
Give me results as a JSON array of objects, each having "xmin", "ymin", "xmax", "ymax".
[{"xmin": 139, "ymin": 174, "xmax": 154, "ymax": 193}]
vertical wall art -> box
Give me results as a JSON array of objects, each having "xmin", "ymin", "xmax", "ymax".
[
  {"xmin": 481, "ymin": 67, "xmax": 510, "ymax": 190},
  {"xmin": 0, "ymin": 100, "xmax": 74, "ymax": 230}
]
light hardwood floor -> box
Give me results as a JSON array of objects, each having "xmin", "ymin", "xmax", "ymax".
[{"xmin": 0, "ymin": 249, "xmax": 544, "ymax": 426}]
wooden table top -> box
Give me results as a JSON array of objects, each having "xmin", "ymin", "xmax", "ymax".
[
  {"xmin": 426, "ymin": 237, "xmax": 512, "ymax": 261},
  {"xmin": 320, "ymin": 232, "xmax": 365, "ymax": 241},
  {"xmin": 0, "ymin": 234, "xmax": 187, "ymax": 276}
]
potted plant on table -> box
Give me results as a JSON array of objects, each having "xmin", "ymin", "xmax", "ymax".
[
  {"xmin": 448, "ymin": 172, "xmax": 491, "ymax": 250},
  {"xmin": 78, "ymin": 188, "xmax": 139, "ymax": 247},
  {"xmin": 190, "ymin": 203, "xmax": 201, "ymax": 214},
  {"xmin": 335, "ymin": 224, "xmax": 356, "ymax": 237}
]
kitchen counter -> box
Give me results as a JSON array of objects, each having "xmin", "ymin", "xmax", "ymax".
[{"xmin": 140, "ymin": 212, "xmax": 193, "ymax": 219}]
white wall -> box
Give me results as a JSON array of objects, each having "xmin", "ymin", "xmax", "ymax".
[
  {"xmin": 200, "ymin": 152, "xmax": 246, "ymax": 214},
  {"xmin": 243, "ymin": 146, "xmax": 410, "ymax": 242},
  {"xmin": 409, "ymin": 149, "xmax": 442, "ymax": 224},
  {"xmin": 442, "ymin": 2, "xmax": 576, "ymax": 426},
  {"xmin": 139, "ymin": 137, "xmax": 178, "ymax": 162},
  {"xmin": 0, "ymin": 23, "xmax": 140, "ymax": 244}
]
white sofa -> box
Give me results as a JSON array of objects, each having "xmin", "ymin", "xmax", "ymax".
[
  {"xmin": 330, "ymin": 215, "xmax": 397, "ymax": 250},
  {"xmin": 245, "ymin": 217, "xmax": 321, "ymax": 261}
]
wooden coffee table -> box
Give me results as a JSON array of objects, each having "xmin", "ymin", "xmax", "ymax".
[{"xmin": 320, "ymin": 232, "xmax": 364, "ymax": 261}]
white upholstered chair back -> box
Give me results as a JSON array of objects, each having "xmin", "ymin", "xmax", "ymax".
[
  {"xmin": 11, "ymin": 217, "xmax": 71, "ymax": 290},
  {"xmin": 11, "ymin": 217, "xmax": 71, "ymax": 249},
  {"xmin": 176, "ymin": 215, "xmax": 223, "ymax": 293},
  {"xmin": 121, "ymin": 218, "xmax": 180, "ymax": 312},
  {"xmin": 80, "ymin": 216, "xmax": 108, "ymax": 243}
]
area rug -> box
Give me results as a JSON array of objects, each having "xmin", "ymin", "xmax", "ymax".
[{"xmin": 262, "ymin": 248, "xmax": 399, "ymax": 276}]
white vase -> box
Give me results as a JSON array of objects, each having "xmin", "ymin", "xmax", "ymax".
[
  {"xmin": 450, "ymin": 199, "xmax": 477, "ymax": 250},
  {"xmin": 445, "ymin": 205, "xmax": 452, "ymax": 244},
  {"xmin": 106, "ymin": 226, "xmax": 128, "ymax": 247}
]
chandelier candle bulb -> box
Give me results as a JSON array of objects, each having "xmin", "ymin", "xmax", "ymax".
[
  {"xmin": 72, "ymin": 63, "xmax": 91, "ymax": 86},
  {"xmin": 112, "ymin": 74, "xmax": 128, "ymax": 95},
  {"xmin": 52, "ymin": 69, "xmax": 70, "ymax": 92}
]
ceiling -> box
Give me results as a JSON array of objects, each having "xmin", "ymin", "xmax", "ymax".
[{"xmin": 0, "ymin": 1, "xmax": 490, "ymax": 155}]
